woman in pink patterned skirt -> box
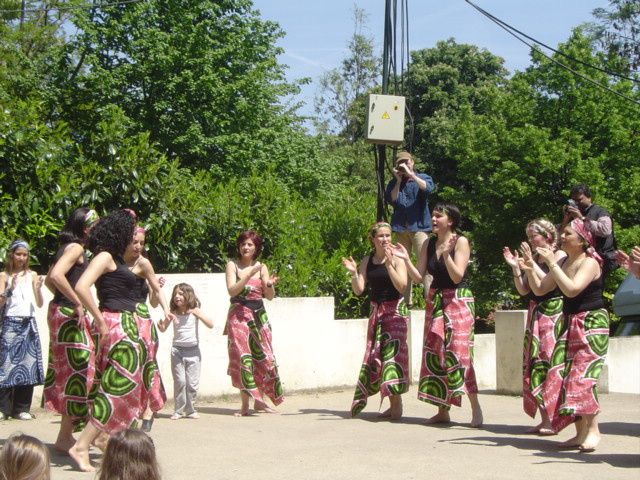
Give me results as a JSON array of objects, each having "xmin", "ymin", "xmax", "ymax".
[
  {"xmin": 503, "ymin": 218, "xmax": 568, "ymax": 435},
  {"xmin": 44, "ymin": 207, "xmax": 99, "ymax": 453},
  {"xmin": 397, "ymin": 203, "xmax": 483, "ymax": 427},
  {"xmin": 522, "ymin": 218, "xmax": 609, "ymax": 452},
  {"xmin": 343, "ymin": 222, "xmax": 409, "ymax": 420},
  {"xmin": 225, "ymin": 230, "xmax": 282, "ymax": 417}
]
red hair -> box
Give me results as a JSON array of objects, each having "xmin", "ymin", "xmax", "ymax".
[{"xmin": 236, "ymin": 230, "xmax": 263, "ymax": 259}]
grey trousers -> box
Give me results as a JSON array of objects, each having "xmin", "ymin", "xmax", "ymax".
[{"xmin": 171, "ymin": 345, "xmax": 201, "ymax": 415}]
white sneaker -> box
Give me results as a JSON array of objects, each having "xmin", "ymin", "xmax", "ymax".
[
  {"xmin": 16, "ymin": 412, "xmax": 34, "ymax": 420},
  {"xmin": 170, "ymin": 412, "xmax": 183, "ymax": 420},
  {"xmin": 186, "ymin": 412, "xmax": 200, "ymax": 419}
]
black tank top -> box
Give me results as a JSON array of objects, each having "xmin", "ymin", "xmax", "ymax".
[
  {"xmin": 96, "ymin": 256, "xmax": 139, "ymax": 312},
  {"xmin": 426, "ymin": 236, "xmax": 468, "ymax": 289},
  {"xmin": 526, "ymin": 261, "xmax": 561, "ymax": 303},
  {"xmin": 132, "ymin": 275, "xmax": 149, "ymax": 303},
  {"xmin": 366, "ymin": 254, "xmax": 401, "ymax": 302},
  {"xmin": 562, "ymin": 276, "xmax": 605, "ymax": 314},
  {"xmin": 52, "ymin": 244, "xmax": 88, "ymax": 308},
  {"xmin": 561, "ymin": 259, "xmax": 605, "ymax": 314}
]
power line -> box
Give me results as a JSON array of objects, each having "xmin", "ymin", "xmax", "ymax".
[
  {"xmin": 465, "ymin": 0, "xmax": 639, "ymax": 84},
  {"xmin": 0, "ymin": 0, "xmax": 145, "ymax": 14},
  {"xmin": 465, "ymin": 0, "xmax": 640, "ymax": 107}
]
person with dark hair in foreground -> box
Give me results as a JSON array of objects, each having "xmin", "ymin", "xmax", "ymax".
[
  {"xmin": 69, "ymin": 210, "xmax": 172, "ymax": 472},
  {"xmin": 97, "ymin": 429, "xmax": 161, "ymax": 480}
]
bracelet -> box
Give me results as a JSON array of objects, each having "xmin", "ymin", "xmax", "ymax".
[
  {"xmin": 351, "ymin": 273, "xmax": 359, "ymax": 280},
  {"xmin": 549, "ymin": 263, "xmax": 560, "ymax": 269},
  {"xmin": 512, "ymin": 273, "xmax": 522, "ymax": 278}
]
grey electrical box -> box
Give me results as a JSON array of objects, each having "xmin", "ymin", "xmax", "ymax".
[{"xmin": 365, "ymin": 94, "xmax": 405, "ymax": 145}]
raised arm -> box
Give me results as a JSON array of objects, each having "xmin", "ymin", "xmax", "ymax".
[
  {"xmin": 341, "ymin": 255, "xmax": 366, "ymax": 296},
  {"xmin": 31, "ymin": 271, "xmax": 44, "ymax": 308},
  {"xmin": 225, "ymin": 261, "xmax": 262, "ymax": 297},
  {"xmin": 442, "ymin": 235, "xmax": 470, "ymax": 284},
  {"xmin": 74, "ymin": 251, "xmax": 114, "ymax": 338},
  {"xmin": 393, "ymin": 241, "xmax": 425, "ymax": 284},
  {"xmin": 537, "ymin": 247, "xmax": 600, "ymax": 297},
  {"xmin": 260, "ymin": 264, "xmax": 278, "ymax": 301},
  {"xmin": 47, "ymin": 243, "xmax": 86, "ymax": 319},
  {"xmin": 384, "ymin": 246, "xmax": 408, "ymax": 295},
  {"xmin": 503, "ymin": 247, "xmax": 530, "ymax": 296}
]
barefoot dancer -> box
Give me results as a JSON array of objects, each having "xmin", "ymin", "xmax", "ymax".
[
  {"xmin": 503, "ymin": 219, "xmax": 567, "ymax": 435},
  {"xmin": 44, "ymin": 208, "xmax": 98, "ymax": 453},
  {"xmin": 397, "ymin": 203, "xmax": 483, "ymax": 427},
  {"xmin": 225, "ymin": 230, "xmax": 283, "ymax": 416},
  {"xmin": 343, "ymin": 222, "xmax": 409, "ymax": 420},
  {"xmin": 69, "ymin": 210, "xmax": 172, "ymax": 472},
  {"xmin": 522, "ymin": 218, "xmax": 609, "ymax": 452}
]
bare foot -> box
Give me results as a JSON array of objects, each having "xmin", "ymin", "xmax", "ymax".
[
  {"xmin": 557, "ymin": 435, "xmax": 582, "ymax": 449},
  {"xmin": 424, "ymin": 411, "xmax": 450, "ymax": 425},
  {"xmin": 378, "ymin": 407, "xmax": 402, "ymax": 420},
  {"xmin": 92, "ymin": 432, "xmax": 109, "ymax": 452},
  {"xmin": 470, "ymin": 408, "xmax": 483, "ymax": 428},
  {"xmin": 254, "ymin": 401, "xmax": 277, "ymax": 414},
  {"xmin": 234, "ymin": 409, "xmax": 250, "ymax": 417},
  {"xmin": 526, "ymin": 422, "xmax": 555, "ymax": 435},
  {"xmin": 53, "ymin": 438, "xmax": 75, "ymax": 455},
  {"xmin": 69, "ymin": 444, "xmax": 95, "ymax": 472},
  {"xmin": 579, "ymin": 432, "xmax": 601, "ymax": 452}
]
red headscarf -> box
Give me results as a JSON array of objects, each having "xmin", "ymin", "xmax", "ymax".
[{"xmin": 570, "ymin": 218, "xmax": 603, "ymax": 265}]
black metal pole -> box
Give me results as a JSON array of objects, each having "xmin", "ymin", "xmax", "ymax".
[{"xmin": 376, "ymin": 0, "xmax": 393, "ymax": 221}]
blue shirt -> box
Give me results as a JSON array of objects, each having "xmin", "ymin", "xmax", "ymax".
[{"xmin": 385, "ymin": 173, "xmax": 436, "ymax": 232}]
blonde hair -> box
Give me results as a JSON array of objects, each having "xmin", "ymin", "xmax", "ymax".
[
  {"xmin": 169, "ymin": 283, "xmax": 201, "ymax": 311},
  {"xmin": 526, "ymin": 218, "xmax": 558, "ymax": 249},
  {"xmin": 367, "ymin": 222, "xmax": 392, "ymax": 248},
  {"xmin": 97, "ymin": 429, "xmax": 161, "ymax": 480},
  {"xmin": 0, "ymin": 433, "xmax": 50, "ymax": 480}
]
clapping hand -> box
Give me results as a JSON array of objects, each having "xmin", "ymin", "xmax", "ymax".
[
  {"xmin": 341, "ymin": 256, "xmax": 358, "ymax": 275},
  {"xmin": 616, "ymin": 248, "xmax": 640, "ymax": 279},
  {"xmin": 536, "ymin": 246, "xmax": 555, "ymax": 265},
  {"xmin": 502, "ymin": 247, "xmax": 520, "ymax": 268}
]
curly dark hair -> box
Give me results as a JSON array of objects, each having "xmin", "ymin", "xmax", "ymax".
[
  {"xmin": 87, "ymin": 210, "xmax": 135, "ymax": 257},
  {"xmin": 59, "ymin": 207, "xmax": 91, "ymax": 245}
]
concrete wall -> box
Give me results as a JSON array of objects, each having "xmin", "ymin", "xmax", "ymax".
[
  {"xmin": 26, "ymin": 275, "xmax": 638, "ymax": 405},
  {"xmin": 494, "ymin": 310, "xmax": 640, "ymax": 396}
]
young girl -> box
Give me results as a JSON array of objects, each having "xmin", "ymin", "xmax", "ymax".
[
  {"xmin": 0, "ymin": 432, "xmax": 51, "ymax": 480},
  {"xmin": 0, "ymin": 240, "xmax": 45, "ymax": 421},
  {"xmin": 97, "ymin": 429, "xmax": 161, "ymax": 480},
  {"xmin": 159, "ymin": 283, "xmax": 213, "ymax": 420}
]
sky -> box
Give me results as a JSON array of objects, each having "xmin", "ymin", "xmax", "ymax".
[{"xmin": 251, "ymin": 0, "xmax": 609, "ymax": 121}]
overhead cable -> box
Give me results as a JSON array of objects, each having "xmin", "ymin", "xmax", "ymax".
[{"xmin": 465, "ymin": 0, "xmax": 640, "ymax": 107}]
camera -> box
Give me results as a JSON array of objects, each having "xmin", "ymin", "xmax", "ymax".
[{"xmin": 567, "ymin": 199, "xmax": 577, "ymax": 208}]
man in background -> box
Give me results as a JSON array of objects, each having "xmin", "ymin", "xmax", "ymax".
[
  {"xmin": 385, "ymin": 151, "xmax": 437, "ymax": 306},
  {"xmin": 563, "ymin": 183, "xmax": 618, "ymax": 276}
]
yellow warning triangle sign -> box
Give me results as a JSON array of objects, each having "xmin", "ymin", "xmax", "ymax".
[{"xmin": 382, "ymin": 111, "xmax": 390, "ymax": 119}]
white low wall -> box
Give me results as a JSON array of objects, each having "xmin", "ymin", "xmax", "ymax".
[{"xmin": 27, "ymin": 275, "xmax": 638, "ymax": 406}]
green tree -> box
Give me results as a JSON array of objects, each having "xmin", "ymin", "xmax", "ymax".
[
  {"xmin": 58, "ymin": 0, "xmax": 302, "ymax": 176},
  {"xmin": 314, "ymin": 4, "xmax": 380, "ymax": 140},
  {"xmin": 589, "ymin": 0, "xmax": 640, "ymax": 71}
]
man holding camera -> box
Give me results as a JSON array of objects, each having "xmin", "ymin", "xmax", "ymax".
[
  {"xmin": 563, "ymin": 183, "xmax": 618, "ymax": 276},
  {"xmin": 385, "ymin": 151, "xmax": 436, "ymax": 305}
]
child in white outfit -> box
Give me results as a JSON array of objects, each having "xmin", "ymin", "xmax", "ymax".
[{"xmin": 159, "ymin": 283, "xmax": 213, "ymax": 419}]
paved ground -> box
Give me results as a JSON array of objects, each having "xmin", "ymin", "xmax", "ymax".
[{"xmin": 0, "ymin": 388, "xmax": 638, "ymax": 479}]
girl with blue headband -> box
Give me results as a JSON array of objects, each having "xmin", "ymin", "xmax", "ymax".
[{"xmin": 0, "ymin": 239, "xmax": 45, "ymax": 421}]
